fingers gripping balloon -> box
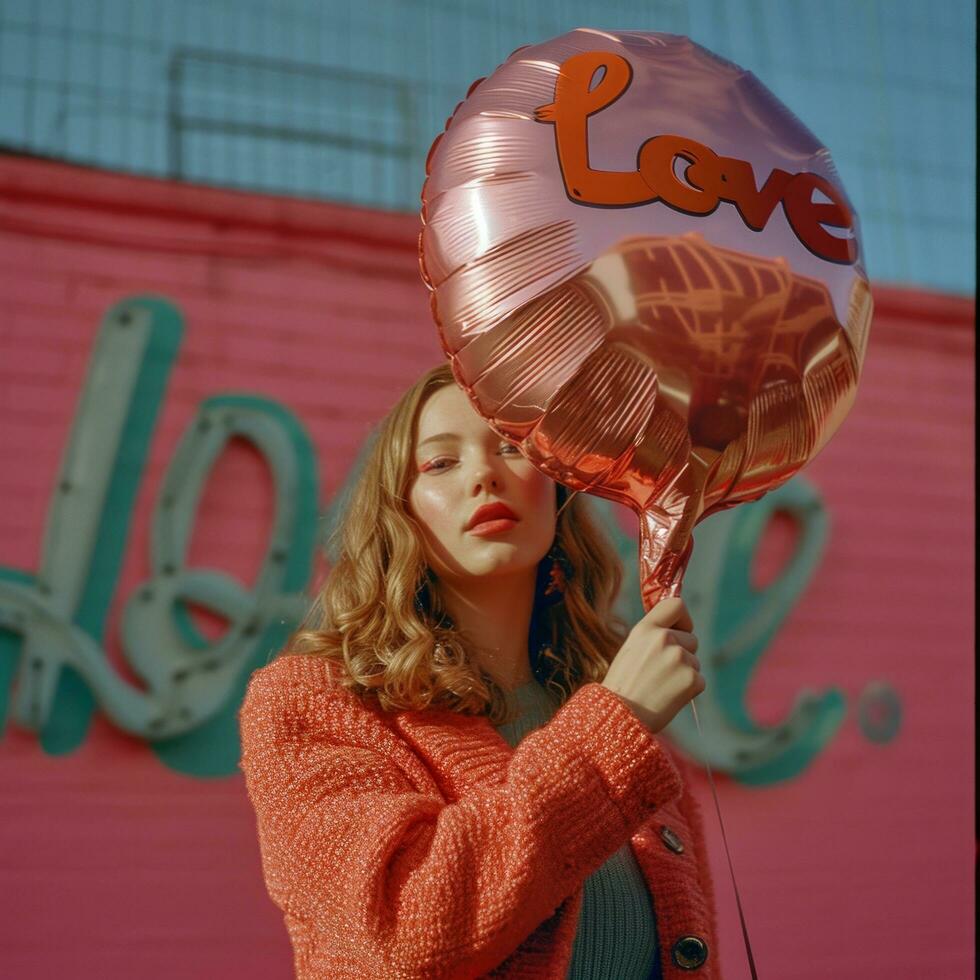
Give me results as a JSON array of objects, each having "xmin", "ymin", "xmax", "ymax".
[{"xmin": 419, "ymin": 30, "xmax": 872, "ymax": 612}]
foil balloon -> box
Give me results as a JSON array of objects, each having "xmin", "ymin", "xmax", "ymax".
[{"xmin": 419, "ymin": 29, "xmax": 872, "ymax": 610}]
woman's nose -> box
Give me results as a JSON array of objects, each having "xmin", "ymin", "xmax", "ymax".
[{"xmin": 470, "ymin": 457, "xmax": 502, "ymax": 492}]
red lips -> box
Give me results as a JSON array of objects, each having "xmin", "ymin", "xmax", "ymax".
[{"xmin": 465, "ymin": 501, "xmax": 520, "ymax": 531}]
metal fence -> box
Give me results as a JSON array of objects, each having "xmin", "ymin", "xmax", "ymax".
[{"xmin": 0, "ymin": 0, "xmax": 974, "ymax": 293}]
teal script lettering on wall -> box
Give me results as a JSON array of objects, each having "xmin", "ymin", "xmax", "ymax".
[
  {"xmin": 0, "ymin": 298, "xmax": 318, "ymax": 777},
  {"xmin": 1, "ymin": 295, "xmax": 892, "ymax": 783}
]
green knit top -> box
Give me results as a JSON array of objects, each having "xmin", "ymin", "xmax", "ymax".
[{"xmin": 494, "ymin": 678, "xmax": 663, "ymax": 980}]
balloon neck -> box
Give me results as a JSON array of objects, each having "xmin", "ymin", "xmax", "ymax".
[{"xmin": 638, "ymin": 511, "xmax": 695, "ymax": 610}]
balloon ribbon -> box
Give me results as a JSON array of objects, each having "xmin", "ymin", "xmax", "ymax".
[{"xmin": 690, "ymin": 698, "xmax": 759, "ymax": 979}]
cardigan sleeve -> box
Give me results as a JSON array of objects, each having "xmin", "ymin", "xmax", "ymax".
[{"xmin": 238, "ymin": 656, "xmax": 685, "ymax": 979}]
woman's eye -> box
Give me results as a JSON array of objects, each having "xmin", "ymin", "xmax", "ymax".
[{"xmin": 420, "ymin": 445, "xmax": 517, "ymax": 472}]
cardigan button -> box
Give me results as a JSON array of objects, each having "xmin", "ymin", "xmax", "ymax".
[
  {"xmin": 659, "ymin": 824, "xmax": 685, "ymax": 853},
  {"xmin": 671, "ymin": 935, "xmax": 708, "ymax": 970}
]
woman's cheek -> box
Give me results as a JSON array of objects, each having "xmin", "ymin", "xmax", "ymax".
[
  {"xmin": 413, "ymin": 483, "xmax": 455, "ymax": 543},
  {"xmin": 525, "ymin": 472, "xmax": 556, "ymax": 515}
]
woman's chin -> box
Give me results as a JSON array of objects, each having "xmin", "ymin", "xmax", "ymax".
[{"xmin": 475, "ymin": 556, "xmax": 541, "ymax": 580}]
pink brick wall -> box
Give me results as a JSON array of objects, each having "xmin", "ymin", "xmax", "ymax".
[{"xmin": 0, "ymin": 153, "xmax": 974, "ymax": 979}]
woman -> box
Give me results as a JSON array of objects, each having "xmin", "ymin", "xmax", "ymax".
[{"xmin": 238, "ymin": 363, "xmax": 717, "ymax": 979}]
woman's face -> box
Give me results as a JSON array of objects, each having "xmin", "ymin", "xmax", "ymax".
[{"xmin": 407, "ymin": 384, "xmax": 557, "ymax": 584}]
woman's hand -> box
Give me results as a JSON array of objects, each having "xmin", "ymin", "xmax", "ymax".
[{"xmin": 600, "ymin": 597, "xmax": 704, "ymax": 734}]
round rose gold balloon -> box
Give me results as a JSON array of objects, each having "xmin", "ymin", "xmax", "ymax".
[{"xmin": 419, "ymin": 29, "xmax": 872, "ymax": 610}]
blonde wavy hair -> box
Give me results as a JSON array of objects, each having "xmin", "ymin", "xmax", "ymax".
[{"xmin": 283, "ymin": 362, "xmax": 628, "ymax": 725}]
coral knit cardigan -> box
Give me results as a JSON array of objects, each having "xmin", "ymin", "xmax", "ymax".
[{"xmin": 238, "ymin": 653, "xmax": 719, "ymax": 979}]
